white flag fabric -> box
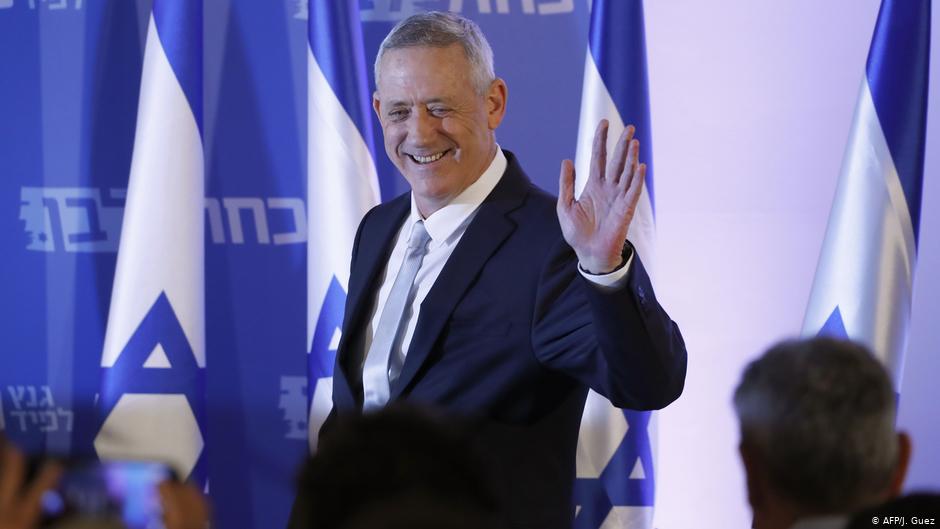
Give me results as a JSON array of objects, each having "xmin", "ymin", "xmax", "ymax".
[
  {"xmin": 802, "ymin": 0, "xmax": 930, "ymax": 389},
  {"xmin": 95, "ymin": 0, "xmax": 206, "ymax": 484},
  {"xmin": 573, "ymin": 1, "xmax": 659, "ymax": 528},
  {"xmin": 306, "ymin": 0, "xmax": 381, "ymax": 451}
]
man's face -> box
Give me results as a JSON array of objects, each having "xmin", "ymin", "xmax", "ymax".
[{"xmin": 374, "ymin": 44, "xmax": 506, "ymax": 216}]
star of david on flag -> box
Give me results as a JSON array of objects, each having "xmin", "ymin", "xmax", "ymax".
[
  {"xmin": 573, "ymin": 1, "xmax": 659, "ymax": 527},
  {"xmin": 803, "ymin": 0, "xmax": 930, "ymax": 389},
  {"xmin": 307, "ymin": 0, "xmax": 381, "ymax": 451},
  {"xmin": 95, "ymin": 0, "xmax": 206, "ymax": 485}
]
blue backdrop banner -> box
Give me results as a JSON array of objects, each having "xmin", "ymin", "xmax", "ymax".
[{"xmin": 1, "ymin": 1, "xmax": 614, "ymax": 528}]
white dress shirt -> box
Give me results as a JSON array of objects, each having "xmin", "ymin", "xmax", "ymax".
[{"xmin": 361, "ymin": 147, "xmax": 634, "ymax": 408}]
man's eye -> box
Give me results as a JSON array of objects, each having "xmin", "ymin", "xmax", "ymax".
[
  {"xmin": 388, "ymin": 109, "xmax": 409, "ymax": 121},
  {"xmin": 429, "ymin": 107, "xmax": 451, "ymax": 117}
]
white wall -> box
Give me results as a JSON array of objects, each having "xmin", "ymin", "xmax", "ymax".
[{"xmin": 645, "ymin": 2, "xmax": 940, "ymax": 527}]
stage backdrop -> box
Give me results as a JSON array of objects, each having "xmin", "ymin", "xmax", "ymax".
[{"xmin": 1, "ymin": 1, "xmax": 937, "ymax": 529}]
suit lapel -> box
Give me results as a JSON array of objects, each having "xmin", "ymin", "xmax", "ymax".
[
  {"xmin": 391, "ymin": 155, "xmax": 531, "ymax": 400},
  {"xmin": 334, "ymin": 194, "xmax": 409, "ymax": 409}
]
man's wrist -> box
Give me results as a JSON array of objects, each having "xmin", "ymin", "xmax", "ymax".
[
  {"xmin": 578, "ymin": 245, "xmax": 633, "ymax": 290},
  {"xmin": 578, "ymin": 240, "xmax": 635, "ymax": 275},
  {"xmin": 579, "ymin": 257, "xmax": 626, "ymax": 276}
]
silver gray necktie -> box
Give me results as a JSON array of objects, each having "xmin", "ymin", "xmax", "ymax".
[{"xmin": 362, "ymin": 221, "xmax": 431, "ymax": 410}]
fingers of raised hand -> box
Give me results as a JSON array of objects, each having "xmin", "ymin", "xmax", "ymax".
[
  {"xmin": 624, "ymin": 162, "xmax": 646, "ymax": 210},
  {"xmin": 624, "ymin": 124, "xmax": 636, "ymax": 146},
  {"xmin": 591, "ymin": 119, "xmax": 610, "ymax": 182},
  {"xmin": 608, "ymin": 125, "xmax": 635, "ymax": 184},
  {"xmin": 616, "ymin": 138, "xmax": 640, "ymax": 193},
  {"xmin": 557, "ymin": 159, "xmax": 576, "ymax": 211}
]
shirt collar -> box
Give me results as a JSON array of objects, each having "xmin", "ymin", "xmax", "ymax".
[{"xmin": 408, "ymin": 146, "xmax": 507, "ymax": 244}]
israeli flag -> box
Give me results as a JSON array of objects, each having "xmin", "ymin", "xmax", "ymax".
[
  {"xmin": 803, "ymin": 0, "xmax": 930, "ymax": 387},
  {"xmin": 307, "ymin": 0, "xmax": 380, "ymax": 450},
  {"xmin": 95, "ymin": 0, "xmax": 206, "ymax": 485},
  {"xmin": 573, "ymin": 1, "xmax": 658, "ymax": 528}
]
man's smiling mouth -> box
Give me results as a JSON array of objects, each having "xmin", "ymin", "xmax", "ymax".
[{"xmin": 407, "ymin": 150, "xmax": 449, "ymax": 164}]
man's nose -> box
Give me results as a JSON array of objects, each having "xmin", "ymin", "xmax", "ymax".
[{"xmin": 407, "ymin": 111, "xmax": 437, "ymax": 144}]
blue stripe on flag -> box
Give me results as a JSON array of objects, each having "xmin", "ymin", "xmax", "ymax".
[
  {"xmin": 818, "ymin": 307, "xmax": 849, "ymax": 340},
  {"xmin": 588, "ymin": 0, "xmax": 655, "ymax": 209},
  {"xmin": 309, "ymin": 0, "xmax": 376, "ymax": 146},
  {"xmin": 152, "ymin": 0, "xmax": 203, "ymax": 134},
  {"xmin": 309, "ymin": 277, "xmax": 345, "ymax": 387},
  {"xmin": 865, "ymin": 0, "xmax": 931, "ymax": 243},
  {"xmin": 574, "ymin": 410, "xmax": 655, "ymax": 529},
  {"xmin": 99, "ymin": 294, "xmax": 207, "ymax": 434}
]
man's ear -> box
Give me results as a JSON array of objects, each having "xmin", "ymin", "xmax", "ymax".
[
  {"xmin": 887, "ymin": 432, "xmax": 912, "ymax": 497},
  {"xmin": 486, "ymin": 78, "xmax": 508, "ymax": 130},
  {"xmin": 373, "ymin": 92, "xmax": 382, "ymax": 120}
]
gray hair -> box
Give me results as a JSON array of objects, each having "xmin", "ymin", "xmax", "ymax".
[
  {"xmin": 733, "ymin": 338, "xmax": 898, "ymax": 512},
  {"xmin": 374, "ymin": 11, "xmax": 496, "ymax": 95}
]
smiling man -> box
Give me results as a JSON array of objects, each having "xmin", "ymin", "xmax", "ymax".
[
  {"xmin": 292, "ymin": 12, "xmax": 687, "ymax": 529},
  {"xmin": 375, "ymin": 41, "xmax": 503, "ymax": 218}
]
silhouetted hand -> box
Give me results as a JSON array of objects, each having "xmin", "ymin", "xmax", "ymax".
[
  {"xmin": 0, "ymin": 441, "xmax": 61, "ymax": 529},
  {"xmin": 159, "ymin": 481, "xmax": 210, "ymax": 529}
]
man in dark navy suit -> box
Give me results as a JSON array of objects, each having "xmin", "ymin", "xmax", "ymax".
[{"xmin": 291, "ymin": 12, "xmax": 686, "ymax": 529}]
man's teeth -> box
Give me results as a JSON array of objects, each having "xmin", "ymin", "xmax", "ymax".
[{"xmin": 411, "ymin": 152, "xmax": 445, "ymax": 164}]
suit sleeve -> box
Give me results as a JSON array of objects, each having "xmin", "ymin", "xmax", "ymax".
[{"xmin": 530, "ymin": 236, "xmax": 687, "ymax": 410}]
